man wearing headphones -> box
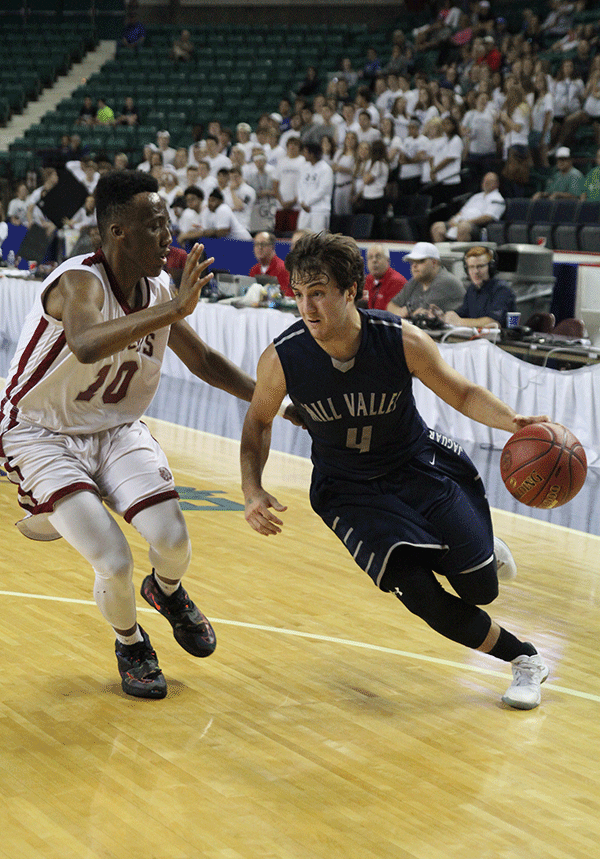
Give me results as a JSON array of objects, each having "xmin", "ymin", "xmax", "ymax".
[{"xmin": 444, "ymin": 246, "xmax": 516, "ymax": 329}]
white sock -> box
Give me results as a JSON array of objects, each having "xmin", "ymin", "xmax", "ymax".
[
  {"xmin": 154, "ymin": 570, "xmax": 180, "ymax": 597},
  {"xmin": 115, "ymin": 626, "xmax": 144, "ymax": 646}
]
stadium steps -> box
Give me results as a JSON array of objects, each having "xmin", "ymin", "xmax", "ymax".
[{"xmin": 0, "ymin": 40, "xmax": 115, "ymax": 153}]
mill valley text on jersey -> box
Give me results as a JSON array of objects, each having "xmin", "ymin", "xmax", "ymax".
[{"xmin": 274, "ymin": 310, "xmax": 431, "ymax": 480}]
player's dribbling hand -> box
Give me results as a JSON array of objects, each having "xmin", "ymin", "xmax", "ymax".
[
  {"xmin": 513, "ymin": 413, "xmax": 551, "ymax": 429},
  {"xmin": 245, "ymin": 490, "xmax": 287, "ymax": 536},
  {"xmin": 176, "ymin": 243, "xmax": 215, "ymax": 317}
]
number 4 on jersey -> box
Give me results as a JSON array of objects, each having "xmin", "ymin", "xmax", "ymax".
[{"xmin": 346, "ymin": 425, "xmax": 372, "ymax": 453}]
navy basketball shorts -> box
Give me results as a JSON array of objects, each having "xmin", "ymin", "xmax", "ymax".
[{"xmin": 310, "ymin": 435, "xmax": 494, "ymax": 589}]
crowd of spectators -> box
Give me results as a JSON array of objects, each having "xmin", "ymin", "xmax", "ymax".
[{"xmin": 3, "ymin": 1, "xmax": 600, "ymax": 250}]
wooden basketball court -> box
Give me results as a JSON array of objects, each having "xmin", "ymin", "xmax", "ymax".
[{"xmin": 1, "ymin": 416, "xmax": 599, "ymax": 859}]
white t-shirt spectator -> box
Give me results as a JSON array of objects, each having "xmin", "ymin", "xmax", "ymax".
[
  {"xmin": 274, "ymin": 154, "xmax": 306, "ymax": 207},
  {"xmin": 202, "ymin": 201, "xmax": 252, "ymax": 240},
  {"xmin": 357, "ymin": 126, "xmax": 382, "ymax": 145},
  {"xmin": 446, "ymin": 189, "xmax": 506, "ymax": 239},
  {"xmin": 462, "ymin": 106, "xmax": 498, "ymax": 154},
  {"xmin": 433, "ymin": 134, "xmax": 463, "ymax": 183},
  {"xmin": 223, "ymin": 182, "xmax": 256, "ymax": 232},
  {"xmin": 361, "ymin": 160, "xmax": 389, "ymax": 199},
  {"xmin": 531, "ymin": 93, "xmax": 554, "ymax": 132},
  {"xmin": 399, "ymin": 133, "xmax": 429, "ymax": 180},
  {"xmin": 297, "ymin": 159, "xmax": 334, "ymax": 214}
]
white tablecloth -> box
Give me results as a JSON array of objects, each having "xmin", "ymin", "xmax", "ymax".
[{"xmin": 2, "ymin": 280, "xmax": 598, "ymax": 462}]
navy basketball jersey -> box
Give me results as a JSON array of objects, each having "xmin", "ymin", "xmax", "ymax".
[{"xmin": 274, "ymin": 309, "xmax": 428, "ymax": 479}]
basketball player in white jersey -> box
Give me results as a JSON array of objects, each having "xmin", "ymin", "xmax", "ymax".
[{"xmin": 0, "ymin": 170, "xmax": 280, "ymax": 699}]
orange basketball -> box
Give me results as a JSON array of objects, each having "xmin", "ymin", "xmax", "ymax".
[{"xmin": 500, "ymin": 422, "xmax": 587, "ymax": 508}]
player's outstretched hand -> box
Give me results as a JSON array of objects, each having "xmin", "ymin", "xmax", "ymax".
[
  {"xmin": 513, "ymin": 413, "xmax": 551, "ymax": 429},
  {"xmin": 175, "ymin": 243, "xmax": 215, "ymax": 318},
  {"xmin": 245, "ymin": 490, "xmax": 287, "ymax": 536}
]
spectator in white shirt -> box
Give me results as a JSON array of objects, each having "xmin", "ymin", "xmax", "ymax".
[
  {"xmin": 428, "ymin": 115, "xmax": 464, "ymax": 205},
  {"xmin": 177, "ymin": 186, "xmax": 205, "ymax": 247},
  {"xmin": 204, "ymin": 135, "xmax": 232, "ymax": 175},
  {"xmin": 356, "ymin": 110, "xmax": 382, "ymax": 144},
  {"xmin": 223, "ymin": 166, "xmax": 256, "ymax": 233},
  {"xmin": 335, "ymin": 102, "xmax": 361, "ymax": 146},
  {"xmin": 357, "ymin": 139, "xmax": 389, "ymax": 220},
  {"xmin": 158, "ymin": 169, "xmax": 184, "ymax": 226},
  {"xmin": 272, "ymin": 136, "xmax": 306, "ymax": 230},
  {"xmin": 530, "ymin": 72, "xmax": 554, "ymax": 167},
  {"xmin": 235, "ymin": 122, "xmax": 255, "ymax": 161},
  {"xmin": 7, "ymin": 181, "xmax": 29, "ymax": 225},
  {"xmin": 297, "ymin": 142, "xmax": 334, "ymax": 232},
  {"xmin": 202, "ymin": 188, "xmax": 252, "ymax": 240},
  {"xmin": 431, "ymin": 171, "xmax": 505, "ymax": 241},
  {"xmin": 461, "ymin": 91, "xmax": 499, "ymax": 184},
  {"xmin": 156, "ymin": 130, "xmax": 176, "ymax": 166},
  {"xmin": 398, "ymin": 118, "xmax": 429, "ymax": 196},
  {"xmin": 197, "ymin": 160, "xmax": 218, "ymax": 199},
  {"xmin": 66, "ymin": 156, "xmax": 100, "ymax": 193}
]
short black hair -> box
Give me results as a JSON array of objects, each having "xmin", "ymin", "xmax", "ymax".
[
  {"xmin": 302, "ymin": 142, "xmax": 322, "ymax": 159},
  {"xmin": 184, "ymin": 185, "xmax": 204, "ymax": 199},
  {"xmin": 209, "ymin": 188, "xmax": 223, "ymax": 201},
  {"xmin": 95, "ymin": 169, "xmax": 158, "ymax": 240},
  {"xmin": 285, "ymin": 231, "xmax": 364, "ymax": 299}
]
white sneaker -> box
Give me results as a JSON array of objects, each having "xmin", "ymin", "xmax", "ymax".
[
  {"xmin": 502, "ymin": 651, "xmax": 549, "ymax": 710},
  {"xmin": 494, "ymin": 536, "xmax": 517, "ymax": 581}
]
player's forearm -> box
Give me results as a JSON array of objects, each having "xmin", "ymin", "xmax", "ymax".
[
  {"xmin": 458, "ymin": 384, "xmax": 517, "ymax": 433},
  {"xmin": 68, "ymin": 298, "xmax": 189, "ymax": 364},
  {"xmin": 241, "ymin": 418, "xmax": 272, "ymax": 497},
  {"xmin": 194, "ymin": 348, "xmax": 256, "ymax": 401}
]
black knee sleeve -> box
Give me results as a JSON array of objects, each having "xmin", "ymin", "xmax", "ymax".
[
  {"xmin": 380, "ymin": 551, "xmax": 492, "ymax": 650},
  {"xmin": 446, "ymin": 558, "xmax": 499, "ymax": 606}
]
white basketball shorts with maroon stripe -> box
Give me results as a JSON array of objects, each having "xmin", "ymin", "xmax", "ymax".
[{"xmin": 0, "ymin": 419, "xmax": 178, "ymax": 540}]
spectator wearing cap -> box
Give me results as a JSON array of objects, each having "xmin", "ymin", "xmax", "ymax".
[
  {"xmin": 387, "ymin": 242, "xmax": 465, "ymax": 319},
  {"xmin": 532, "ymin": 147, "xmax": 585, "ymax": 200},
  {"xmin": 431, "ymin": 172, "xmax": 505, "ymax": 242},
  {"xmin": 362, "ymin": 244, "xmax": 407, "ymax": 310},
  {"xmin": 297, "ymin": 142, "xmax": 334, "ymax": 232},
  {"xmin": 156, "ymin": 131, "xmax": 176, "ymax": 166},
  {"xmin": 397, "ymin": 117, "xmax": 429, "ymax": 196},
  {"xmin": 444, "ymin": 246, "xmax": 516, "ymax": 329},
  {"xmin": 248, "ymin": 231, "xmax": 292, "ymax": 296}
]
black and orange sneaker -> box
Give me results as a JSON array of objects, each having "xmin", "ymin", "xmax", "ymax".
[
  {"xmin": 115, "ymin": 625, "xmax": 167, "ymax": 699},
  {"xmin": 140, "ymin": 572, "xmax": 217, "ymax": 658}
]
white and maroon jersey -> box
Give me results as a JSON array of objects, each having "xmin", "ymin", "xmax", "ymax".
[{"xmin": 0, "ymin": 251, "xmax": 172, "ymax": 435}]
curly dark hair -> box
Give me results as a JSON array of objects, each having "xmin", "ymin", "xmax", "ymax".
[
  {"xmin": 285, "ymin": 230, "xmax": 365, "ymax": 299},
  {"xmin": 94, "ymin": 169, "xmax": 158, "ymax": 240}
]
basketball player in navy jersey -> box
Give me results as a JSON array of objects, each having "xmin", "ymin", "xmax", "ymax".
[
  {"xmin": 0, "ymin": 170, "xmax": 297, "ymax": 700},
  {"xmin": 241, "ymin": 231, "xmax": 551, "ymax": 710}
]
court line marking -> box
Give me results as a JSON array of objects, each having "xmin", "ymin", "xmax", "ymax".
[{"xmin": 2, "ymin": 588, "xmax": 599, "ymax": 704}]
